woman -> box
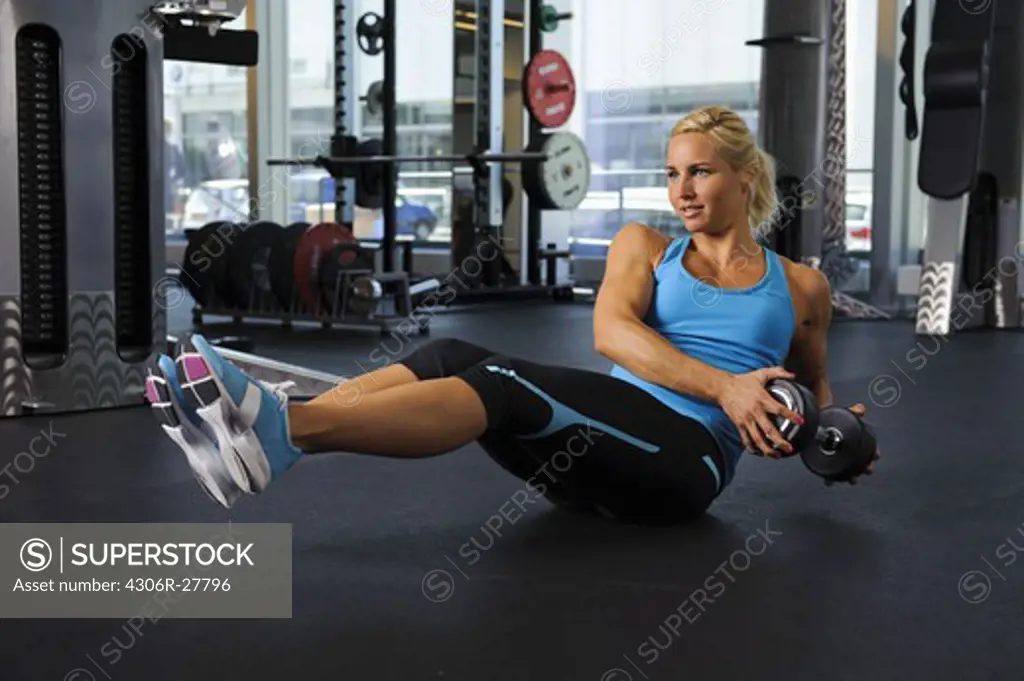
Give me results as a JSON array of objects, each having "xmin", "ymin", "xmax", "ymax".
[{"xmin": 147, "ymin": 105, "xmax": 879, "ymax": 523}]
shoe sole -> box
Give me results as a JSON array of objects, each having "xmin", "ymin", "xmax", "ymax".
[
  {"xmin": 175, "ymin": 350, "xmax": 274, "ymax": 494},
  {"xmin": 145, "ymin": 372, "xmax": 244, "ymax": 508}
]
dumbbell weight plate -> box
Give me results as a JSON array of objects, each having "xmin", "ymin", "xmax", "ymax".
[
  {"xmin": 350, "ymin": 276, "xmax": 383, "ymax": 318},
  {"xmin": 801, "ymin": 408, "xmax": 877, "ymax": 482},
  {"xmin": 766, "ymin": 379, "xmax": 820, "ymax": 455}
]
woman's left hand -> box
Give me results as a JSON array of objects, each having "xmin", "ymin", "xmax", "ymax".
[{"xmin": 824, "ymin": 402, "xmax": 880, "ymax": 487}]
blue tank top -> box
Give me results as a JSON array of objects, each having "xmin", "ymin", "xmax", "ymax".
[{"xmin": 609, "ymin": 234, "xmax": 797, "ymax": 486}]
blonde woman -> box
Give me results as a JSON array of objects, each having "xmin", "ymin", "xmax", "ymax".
[{"xmin": 147, "ymin": 105, "xmax": 879, "ymax": 524}]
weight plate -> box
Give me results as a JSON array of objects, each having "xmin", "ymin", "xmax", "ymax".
[
  {"xmin": 356, "ymin": 11, "xmax": 385, "ymax": 56},
  {"xmin": 268, "ymin": 222, "xmax": 310, "ymax": 312},
  {"xmin": 540, "ymin": 5, "xmax": 562, "ymax": 33},
  {"xmin": 800, "ymin": 408, "xmax": 876, "ymax": 482},
  {"xmin": 179, "ymin": 221, "xmax": 223, "ymax": 306},
  {"xmin": 355, "ymin": 138, "xmax": 387, "ymax": 210},
  {"xmin": 293, "ymin": 222, "xmax": 359, "ymax": 314},
  {"xmin": 209, "ymin": 222, "xmax": 242, "ymax": 308},
  {"xmin": 365, "ymin": 80, "xmax": 384, "ymax": 116},
  {"xmin": 766, "ymin": 379, "xmax": 819, "ymax": 455},
  {"xmin": 226, "ymin": 221, "xmax": 286, "ymax": 310},
  {"xmin": 523, "ymin": 49, "xmax": 576, "ymax": 128},
  {"xmin": 523, "ymin": 131, "xmax": 590, "ymax": 210},
  {"xmin": 180, "ymin": 221, "xmax": 239, "ymax": 308},
  {"xmin": 318, "ymin": 242, "xmax": 377, "ymax": 316}
]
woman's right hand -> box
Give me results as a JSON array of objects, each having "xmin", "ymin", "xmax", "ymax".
[{"xmin": 718, "ymin": 368, "xmax": 805, "ymax": 457}]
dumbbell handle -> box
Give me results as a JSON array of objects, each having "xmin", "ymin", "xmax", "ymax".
[{"xmin": 813, "ymin": 425, "xmax": 843, "ymax": 452}]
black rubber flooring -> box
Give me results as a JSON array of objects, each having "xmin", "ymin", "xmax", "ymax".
[{"xmin": 2, "ymin": 303, "xmax": 1024, "ymax": 680}]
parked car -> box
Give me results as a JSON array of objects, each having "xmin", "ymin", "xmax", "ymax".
[
  {"xmin": 845, "ymin": 193, "xmax": 872, "ymax": 253},
  {"xmin": 373, "ymin": 195, "xmax": 439, "ymax": 241},
  {"xmin": 175, "ymin": 174, "xmax": 440, "ymax": 241}
]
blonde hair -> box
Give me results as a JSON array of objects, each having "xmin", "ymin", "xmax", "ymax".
[{"xmin": 669, "ymin": 105, "xmax": 778, "ymax": 238}]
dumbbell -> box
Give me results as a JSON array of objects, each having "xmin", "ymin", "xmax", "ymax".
[{"xmin": 766, "ymin": 379, "xmax": 877, "ymax": 482}]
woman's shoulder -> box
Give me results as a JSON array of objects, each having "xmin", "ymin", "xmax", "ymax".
[
  {"xmin": 777, "ymin": 254, "xmax": 832, "ymax": 306},
  {"xmin": 614, "ymin": 221, "xmax": 672, "ymax": 244},
  {"xmin": 611, "ymin": 222, "xmax": 674, "ymax": 260}
]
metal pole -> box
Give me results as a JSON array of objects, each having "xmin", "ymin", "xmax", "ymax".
[
  {"xmin": 382, "ymin": 0, "xmax": 397, "ymax": 272},
  {"xmin": 333, "ymin": 0, "xmax": 349, "ymax": 227},
  {"xmin": 474, "ymin": 0, "xmax": 505, "ymax": 287},
  {"xmin": 526, "ymin": 0, "xmax": 543, "ymax": 285}
]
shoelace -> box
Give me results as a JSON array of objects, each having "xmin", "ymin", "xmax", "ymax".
[{"xmin": 260, "ymin": 380, "xmax": 296, "ymax": 411}]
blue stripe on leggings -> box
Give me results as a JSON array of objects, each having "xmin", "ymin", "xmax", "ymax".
[
  {"xmin": 702, "ymin": 455, "xmax": 721, "ymax": 493},
  {"xmin": 483, "ymin": 365, "xmax": 660, "ymax": 453}
]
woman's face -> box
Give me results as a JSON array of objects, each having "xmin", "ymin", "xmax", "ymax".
[{"xmin": 665, "ymin": 132, "xmax": 750, "ymax": 236}]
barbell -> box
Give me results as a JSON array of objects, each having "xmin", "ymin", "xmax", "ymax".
[
  {"xmin": 267, "ymin": 130, "xmax": 592, "ymax": 212},
  {"xmin": 266, "ymin": 151, "xmax": 548, "ymax": 167}
]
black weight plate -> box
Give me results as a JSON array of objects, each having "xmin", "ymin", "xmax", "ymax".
[
  {"xmin": 225, "ymin": 221, "xmax": 286, "ymax": 310},
  {"xmin": 268, "ymin": 222, "xmax": 310, "ymax": 312},
  {"xmin": 356, "ymin": 11, "xmax": 385, "ymax": 56},
  {"xmin": 206, "ymin": 222, "xmax": 242, "ymax": 308},
  {"xmin": 355, "ymin": 138, "xmax": 386, "ymax": 209},
  {"xmin": 801, "ymin": 408, "xmax": 875, "ymax": 481},
  {"xmin": 318, "ymin": 242, "xmax": 375, "ymax": 315},
  {"xmin": 180, "ymin": 221, "xmax": 227, "ymax": 306}
]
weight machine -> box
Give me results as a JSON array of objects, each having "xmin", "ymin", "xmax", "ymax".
[
  {"xmin": 910, "ymin": 0, "xmax": 1024, "ymax": 336},
  {"xmin": 0, "ymin": 0, "xmax": 258, "ymax": 417}
]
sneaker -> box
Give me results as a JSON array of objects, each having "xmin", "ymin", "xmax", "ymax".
[
  {"xmin": 175, "ymin": 334, "xmax": 304, "ymax": 494},
  {"xmin": 145, "ymin": 355, "xmax": 244, "ymax": 508}
]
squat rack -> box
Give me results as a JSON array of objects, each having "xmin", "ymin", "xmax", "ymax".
[{"xmin": 328, "ymin": 0, "xmax": 573, "ymax": 302}]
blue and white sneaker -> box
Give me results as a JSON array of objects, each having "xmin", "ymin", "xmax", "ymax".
[
  {"xmin": 145, "ymin": 355, "xmax": 244, "ymax": 509},
  {"xmin": 175, "ymin": 334, "xmax": 304, "ymax": 494}
]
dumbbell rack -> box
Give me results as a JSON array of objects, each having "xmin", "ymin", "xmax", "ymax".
[{"xmin": 190, "ymin": 266, "xmax": 428, "ymax": 336}]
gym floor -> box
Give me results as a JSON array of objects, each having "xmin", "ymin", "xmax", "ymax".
[{"xmin": 2, "ymin": 303, "xmax": 1021, "ymax": 680}]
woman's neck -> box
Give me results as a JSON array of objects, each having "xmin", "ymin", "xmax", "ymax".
[{"xmin": 689, "ymin": 228, "xmax": 762, "ymax": 270}]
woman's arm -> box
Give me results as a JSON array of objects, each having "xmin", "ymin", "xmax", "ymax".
[
  {"xmin": 593, "ymin": 223, "xmax": 733, "ymax": 403},
  {"xmin": 784, "ymin": 266, "xmax": 835, "ymax": 407}
]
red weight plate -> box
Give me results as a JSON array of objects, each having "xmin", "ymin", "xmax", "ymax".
[
  {"xmin": 293, "ymin": 222, "xmax": 359, "ymax": 314},
  {"xmin": 523, "ymin": 49, "xmax": 576, "ymax": 128}
]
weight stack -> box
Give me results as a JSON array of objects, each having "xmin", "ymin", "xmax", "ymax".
[{"xmin": 0, "ymin": 0, "xmax": 167, "ymax": 417}]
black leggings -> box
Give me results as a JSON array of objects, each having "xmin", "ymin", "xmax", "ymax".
[{"xmin": 400, "ymin": 339, "xmax": 725, "ymax": 525}]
